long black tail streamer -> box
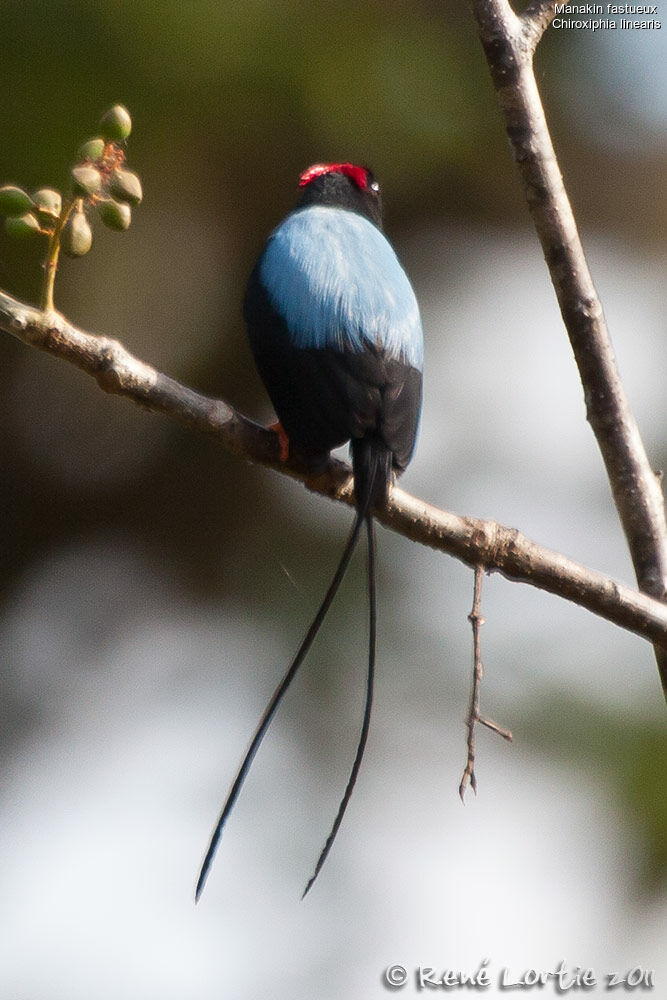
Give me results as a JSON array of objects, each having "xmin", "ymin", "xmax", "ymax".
[
  {"xmin": 301, "ymin": 513, "xmax": 377, "ymax": 898},
  {"xmin": 195, "ymin": 504, "xmax": 369, "ymax": 901}
]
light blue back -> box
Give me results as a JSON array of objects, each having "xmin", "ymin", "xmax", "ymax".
[{"xmin": 259, "ymin": 205, "xmax": 424, "ymax": 371}]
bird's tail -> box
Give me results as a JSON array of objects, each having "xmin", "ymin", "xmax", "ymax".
[
  {"xmin": 301, "ymin": 435, "xmax": 389, "ymax": 896},
  {"xmin": 351, "ymin": 433, "xmax": 393, "ymax": 512},
  {"xmin": 195, "ymin": 435, "xmax": 389, "ymax": 902}
]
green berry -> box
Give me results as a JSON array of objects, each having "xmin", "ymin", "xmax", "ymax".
[
  {"xmin": 0, "ymin": 185, "xmax": 35, "ymax": 217},
  {"xmin": 99, "ymin": 104, "xmax": 132, "ymax": 142},
  {"xmin": 109, "ymin": 168, "xmax": 142, "ymax": 206},
  {"xmin": 98, "ymin": 199, "xmax": 132, "ymax": 232},
  {"xmin": 71, "ymin": 165, "xmax": 103, "ymax": 198},
  {"xmin": 78, "ymin": 137, "xmax": 106, "ymax": 162},
  {"xmin": 33, "ymin": 188, "xmax": 62, "ymax": 219},
  {"xmin": 5, "ymin": 212, "xmax": 42, "ymax": 239},
  {"xmin": 61, "ymin": 209, "xmax": 93, "ymax": 256}
]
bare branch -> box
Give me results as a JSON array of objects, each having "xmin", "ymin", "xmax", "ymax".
[
  {"xmin": 460, "ymin": 566, "xmax": 513, "ymax": 801},
  {"xmin": 2, "ymin": 288, "xmax": 666, "ymax": 655},
  {"xmin": 470, "ymin": 0, "xmax": 667, "ymax": 694},
  {"xmin": 460, "ymin": 566, "xmax": 484, "ymax": 800}
]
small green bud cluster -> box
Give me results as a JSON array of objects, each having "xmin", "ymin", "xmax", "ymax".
[
  {"xmin": 0, "ymin": 185, "xmax": 50, "ymax": 240},
  {"xmin": 0, "ymin": 104, "xmax": 142, "ymax": 258}
]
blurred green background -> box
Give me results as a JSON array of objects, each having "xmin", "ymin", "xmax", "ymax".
[{"xmin": 0, "ymin": 2, "xmax": 665, "ymax": 998}]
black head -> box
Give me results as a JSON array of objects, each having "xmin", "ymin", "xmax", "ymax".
[{"xmin": 295, "ymin": 163, "xmax": 383, "ymax": 229}]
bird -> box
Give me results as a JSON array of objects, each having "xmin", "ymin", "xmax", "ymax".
[{"xmin": 196, "ymin": 162, "xmax": 423, "ymax": 901}]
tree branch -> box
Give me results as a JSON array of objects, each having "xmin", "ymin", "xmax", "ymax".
[
  {"xmin": 2, "ymin": 288, "xmax": 666, "ymax": 653},
  {"xmin": 470, "ymin": 0, "xmax": 667, "ymax": 693},
  {"xmin": 459, "ymin": 566, "xmax": 513, "ymax": 802}
]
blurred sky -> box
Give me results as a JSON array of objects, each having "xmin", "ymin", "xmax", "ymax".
[{"xmin": 0, "ymin": 3, "xmax": 665, "ymax": 999}]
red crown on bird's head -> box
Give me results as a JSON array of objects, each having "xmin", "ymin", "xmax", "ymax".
[{"xmin": 299, "ymin": 163, "xmax": 375, "ymax": 192}]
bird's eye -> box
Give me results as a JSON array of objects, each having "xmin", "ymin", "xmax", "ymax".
[{"xmin": 370, "ymin": 181, "xmax": 380, "ymax": 193}]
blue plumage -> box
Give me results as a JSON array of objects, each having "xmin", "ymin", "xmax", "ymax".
[{"xmin": 259, "ymin": 205, "xmax": 423, "ymax": 371}]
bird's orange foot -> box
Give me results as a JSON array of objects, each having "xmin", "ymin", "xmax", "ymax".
[{"xmin": 268, "ymin": 420, "xmax": 290, "ymax": 462}]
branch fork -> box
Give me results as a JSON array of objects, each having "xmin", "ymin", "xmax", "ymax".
[{"xmin": 470, "ymin": 0, "xmax": 667, "ymax": 693}]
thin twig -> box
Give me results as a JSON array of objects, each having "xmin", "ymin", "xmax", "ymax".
[
  {"xmin": 479, "ymin": 717, "xmax": 513, "ymax": 740},
  {"xmin": 460, "ymin": 566, "xmax": 485, "ymax": 798},
  {"xmin": 1, "ymin": 288, "xmax": 666, "ymax": 652},
  {"xmin": 470, "ymin": 0, "xmax": 667, "ymax": 696},
  {"xmin": 460, "ymin": 566, "xmax": 513, "ymax": 801}
]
